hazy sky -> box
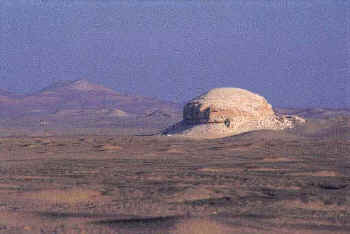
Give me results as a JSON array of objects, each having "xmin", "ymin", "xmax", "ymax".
[{"xmin": 0, "ymin": 0, "xmax": 349, "ymax": 108}]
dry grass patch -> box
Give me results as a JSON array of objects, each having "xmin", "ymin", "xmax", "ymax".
[
  {"xmin": 264, "ymin": 184, "xmax": 301, "ymax": 191},
  {"xmin": 171, "ymin": 217, "xmax": 343, "ymax": 234},
  {"xmin": 170, "ymin": 218, "xmax": 233, "ymax": 234},
  {"xmin": 170, "ymin": 218, "xmax": 266, "ymax": 234},
  {"xmin": 168, "ymin": 187, "xmax": 223, "ymax": 203},
  {"xmin": 199, "ymin": 168, "xmax": 243, "ymax": 173},
  {"xmin": 0, "ymin": 211, "xmax": 109, "ymax": 233},
  {"xmin": 0, "ymin": 211, "xmax": 42, "ymax": 228},
  {"xmin": 146, "ymin": 174, "xmax": 167, "ymax": 181},
  {"xmin": 13, "ymin": 176, "xmax": 51, "ymax": 180},
  {"xmin": 229, "ymin": 145, "xmax": 257, "ymax": 152},
  {"xmin": 101, "ymin": 144, "xmax": 122, "ymax": 151},
  {"xmin": 291, "ymin": 171, "xmax": 339, "ymax": 177},
  {"xmin": 268, "ymin": 216, "xmax": 338, "ymax": 228},
  {"xmin": 26, "ymin": 188, "xmax": 101, "ymax": 205},
  {"xmin": 166, "ymin": 148, "xmax": 185, "ymax": 154},
  {"xmin": 261, "ymin": 157, "xmax": 296, "ymax": 162},
  {"xmin": 250, "ymin": 168, "xmax": 290, "ymax": 172},
  {"xmin": 0, "ymin": 183, "xmax": 19, "ymax": 189},
  {"xmin": 279, "ymin": 199, "xmax": 347, "ymax": 211}
]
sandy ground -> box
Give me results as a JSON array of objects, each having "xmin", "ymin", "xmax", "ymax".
[{"xmin": 0, "ymin": 118, "xmax": 350, "ymax": 233}]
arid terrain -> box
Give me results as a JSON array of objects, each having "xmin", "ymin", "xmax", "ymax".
[
  {"xmin": 1, "ymin": 0, "xmax": 347, "ymax": 232},
  {"xmin": 0, "ymin": 80, "xmax": 182, "ymax": 137},
  {"xmin": 1, "ymin": 80, "xmax": 350, "ymax": 233},
  {"xmin": 0, "ymin": 112, "xmax": 350, "ymax": 233}
]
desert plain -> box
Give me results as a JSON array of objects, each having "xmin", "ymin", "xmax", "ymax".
[{"xmin": 0, "ymin": 112, "xmax": 350, "ymax": 234}]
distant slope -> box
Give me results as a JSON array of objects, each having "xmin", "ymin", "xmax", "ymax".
[
  {"xmin": 0, "ymin": 89, "xmax": 14, "ymax": 96},
  {"xmin": 2, "ymin": 82, "xmax": 349, "ymax": 135},
  {"xmin": 275, "ymin": 107, "xmax": 350, "ymax": 119},
  {"xmin": 0, "ymin": 79, "xmax": 182, "ymax": 131},
  {"xmin": 0, "ymin": 89, "xmax": 13, "ymax": 102},
  {"xmin": 37, "ymin": 79, "xmax": 117, "ymax": 94},
  {"xmin": 0, "ymin": 79, "xmax": 180, "ymax": 114},
  {"xmin": 0, "ymin": 89, "xmax": 22, "ymax": 114}
]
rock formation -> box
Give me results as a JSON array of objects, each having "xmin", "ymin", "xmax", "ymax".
[{"xmin": 163, "ymin": 88, "xmax": 305, "ymax": 139}]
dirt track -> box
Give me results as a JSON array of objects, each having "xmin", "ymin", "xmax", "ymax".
[{"xmin": 0, "ymin": 125, "xmax": 350, "ymax": 233}]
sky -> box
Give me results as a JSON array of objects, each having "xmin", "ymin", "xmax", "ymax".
[{"xmin": 0, "ymin": 0, "xmax": 349, "ymax": 108}]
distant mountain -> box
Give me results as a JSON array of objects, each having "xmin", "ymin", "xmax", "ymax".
[
  {"xmin": 0, "ymin": 89, "xmax": 14, "ymax": 96},
  {"xmin": 23, "ymin": 79, "xmax": 181, "ymax": 114},
  {"xmin": 0, "ymin": 89, "xmax": 11, "ymax": 101},
  {"xmin": 0, "ymin": 82, "xmax": 349, "ymax": 135},
  {"xmin": 275, "ymin": 107, "xmax": 350, "ymax": 119},
  {"xmin": 38, "ymin": 79, "xmax": 116, "ymax": 94},
  {"xmin": 0, "ymin": 89, "xmax": 23, "ymax": 104},
  {"xmin": 0, "ymin": 79, "xmax": 182, "ymax": 129}
]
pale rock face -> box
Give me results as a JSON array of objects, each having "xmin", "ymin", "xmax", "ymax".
[
  {"xmin": 163, "ymin": 87, "xmax": 305, "ymax": 139},
  {"xmin": 108, "ymin": 109, "xmax": 128, "ymax": 117},
  {"xmin": 183, "ymin": 88, "xmax": 275, "ymax": 124},
  {"xmin": 68, "ymin": 79, "xmax": 114, "ymax": 93},
  {"xmin": 70, "ymin": 80, "xmax": 96, "ymax": 91}
]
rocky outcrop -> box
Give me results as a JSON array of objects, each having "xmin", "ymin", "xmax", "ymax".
[{"xmin": 163, "ymin": 88, "xmax": 305, "ymax": 138}]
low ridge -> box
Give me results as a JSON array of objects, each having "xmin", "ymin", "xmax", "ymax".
[{"xmin": 39, "ymin": 79, "xmax": 117, "ymax": 94}]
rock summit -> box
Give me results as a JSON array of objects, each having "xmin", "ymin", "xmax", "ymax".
[{"xmin": 163, "ymin": 87, "xmax": 305, "ymax": 138}]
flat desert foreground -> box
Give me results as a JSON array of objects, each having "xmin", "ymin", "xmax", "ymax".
[{"xmin": 0, "ymin": 121, "xmax": 350, "ymax": 233}]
